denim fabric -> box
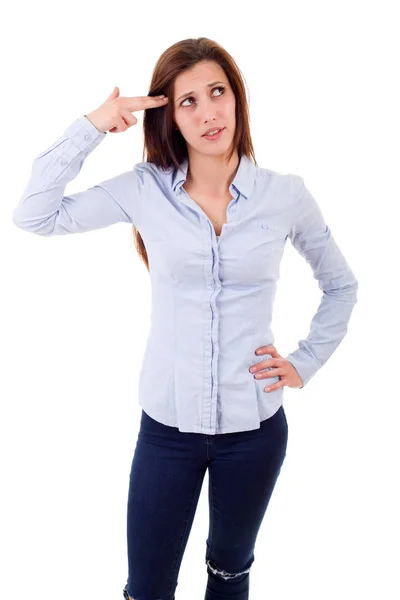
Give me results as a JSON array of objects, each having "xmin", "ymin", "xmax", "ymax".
[
  {"xmin": 122, "ymin": 405, "xmax": 288, "ymax": 600},
  {"xmin": 12, "ymin": 115, "xmax": 358, "ymax": 434}
]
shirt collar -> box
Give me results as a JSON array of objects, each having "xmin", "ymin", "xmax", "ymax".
[{"xmin": 172, "ymin": 154, "xmax": 256, "ymax": 199}]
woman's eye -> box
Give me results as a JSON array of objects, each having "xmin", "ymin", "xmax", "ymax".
[{"xmin": 181, "ymin": 86, "xmax": 225, "ymax": 107}]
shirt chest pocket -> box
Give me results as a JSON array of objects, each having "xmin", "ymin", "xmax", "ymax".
[
  {"xmin": 251, "ymin": 219, "xmax": 287, "ymax": 237},
  {"xmin": 220, "ymin": 220, "xmax": 289, "ymax": 286},
  {"xmin": 246, "ymin": 220, "xmax": 288, "ymax": 255}
]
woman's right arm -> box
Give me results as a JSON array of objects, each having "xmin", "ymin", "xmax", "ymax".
[{"xmin": 11, "ymin": 88, "xmax": 169, "ymax": 236}]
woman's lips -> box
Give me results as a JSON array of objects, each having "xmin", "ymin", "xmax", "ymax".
[{"xmin": 202, "ymin": 127, "xmax": 225, "ymax": 140}]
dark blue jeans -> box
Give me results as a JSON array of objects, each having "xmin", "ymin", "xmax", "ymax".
[{"xmin": 123, "ymin": 405, "xmax": 288, "ymax": 600}]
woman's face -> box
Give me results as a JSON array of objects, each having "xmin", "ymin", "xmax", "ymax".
[{"xmin": 173, "ymin": 60, "xmax": 236, "ymax": 158}]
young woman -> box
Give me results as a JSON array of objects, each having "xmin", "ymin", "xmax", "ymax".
[{"xmin": 12, "ymin": 37, "xmax": 358, "ymax": 600}]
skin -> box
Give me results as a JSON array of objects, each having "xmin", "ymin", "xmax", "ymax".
[
  {"xmin": 250, "ymin": 345, "xmax": 303, "ymax": 392},
  {"xmin": 173, "ymin": 60, "xmax": 239, "ymax": 198}
]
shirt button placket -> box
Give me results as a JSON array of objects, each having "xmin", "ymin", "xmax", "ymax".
[
  {"xmin": 202, "ymin": 219, "xmax": 214, "ymax": 432},
  {"xmin": 209, "ymin": 227, "xmax": 223, "ymax": 432}
]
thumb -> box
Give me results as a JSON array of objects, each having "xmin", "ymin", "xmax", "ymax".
[{"xmin": 107, "ymin": 85, "xmax": 120, "ymax": 101}]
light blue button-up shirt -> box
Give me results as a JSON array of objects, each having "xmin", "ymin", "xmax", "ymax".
[{"xmin": 12, "ymin": 114, "xmax": 358, "ymax": 434}]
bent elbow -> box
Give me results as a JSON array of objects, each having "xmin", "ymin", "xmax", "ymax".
[
  {"xmin": 324, "ymin": 278, "xmax": 359, "ymax": 304},
  {"xmin": 12, "ymin": 209, "xmax": 56, "ymax": 236}
]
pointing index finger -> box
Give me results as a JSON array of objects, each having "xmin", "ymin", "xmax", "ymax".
[{"xmin": 125, "ymin": 95, "xmax": 169, "ymax": 112}]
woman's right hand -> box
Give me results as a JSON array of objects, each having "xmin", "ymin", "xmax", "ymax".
[{"xmin": 84, "ymin": 86, "xmax": 169, "ymax": 134}]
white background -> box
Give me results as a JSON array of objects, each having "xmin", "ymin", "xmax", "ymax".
[{"xmin": 2, "ymin": 1, "xmax": 399, "ymax": 599}]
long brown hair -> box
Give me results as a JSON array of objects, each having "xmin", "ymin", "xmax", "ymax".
[{"xmin": 132, "ymin": 37, "xmax": 257, "ymax": 271}]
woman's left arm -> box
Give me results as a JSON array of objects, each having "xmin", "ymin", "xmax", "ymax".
[{"xmin": 284, "ymin": 174, "xmax": 359, "ymax": 388}]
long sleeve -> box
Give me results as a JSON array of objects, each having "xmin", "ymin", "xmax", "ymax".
[
  {"xmin": 284, "ymin": 175, "xmax": 358, "ymax": 388},
  {"xmin": 12, "ymin": 115, "xmax": 143, "ymax": 235}
]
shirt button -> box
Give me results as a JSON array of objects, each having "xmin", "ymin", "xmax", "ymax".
[
  {"xmin": 261, "ymin": 223, "xmax": 267, "ymax": 228},
  {"xmin": 60, "ymin": 159, "xmax": 68, "ymax": 166},
  {"xmin": 229, "ymin": 205, "xmax": 236, "ymax": 213},
  {"xmin": 226, "ymin": 226, "xmax": 232, "ymax": 231},
  {"xmin": 84, "ymin": 134, "xmax": 91, "ymax": 141}
]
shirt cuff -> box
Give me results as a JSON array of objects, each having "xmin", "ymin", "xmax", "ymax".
[
  {"xmin": 284, "ymin": 349, "xmax": 322, "ymax": 388},
  {"xmin": 63, "ymin": 114, "xmax": 107, "ymax": 153}
]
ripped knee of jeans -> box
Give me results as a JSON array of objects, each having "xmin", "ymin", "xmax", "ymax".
[{"xmin": 206, "ymin": 556, "xmax": 254, "ymax": 581}]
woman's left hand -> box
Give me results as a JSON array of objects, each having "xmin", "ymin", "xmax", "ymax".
[{"xmin": 249, "ymin": 344, "xmax": 303, "ymax": 391}]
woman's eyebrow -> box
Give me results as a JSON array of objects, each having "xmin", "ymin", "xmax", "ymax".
[{"xmin": 175, "ymin": 81, "xmax": 226, "ymax": 103}]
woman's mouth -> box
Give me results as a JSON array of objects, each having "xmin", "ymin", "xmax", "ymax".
[{"xmin": 202, "ymin": 127, "xmax": 225, "ymax": 140}]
